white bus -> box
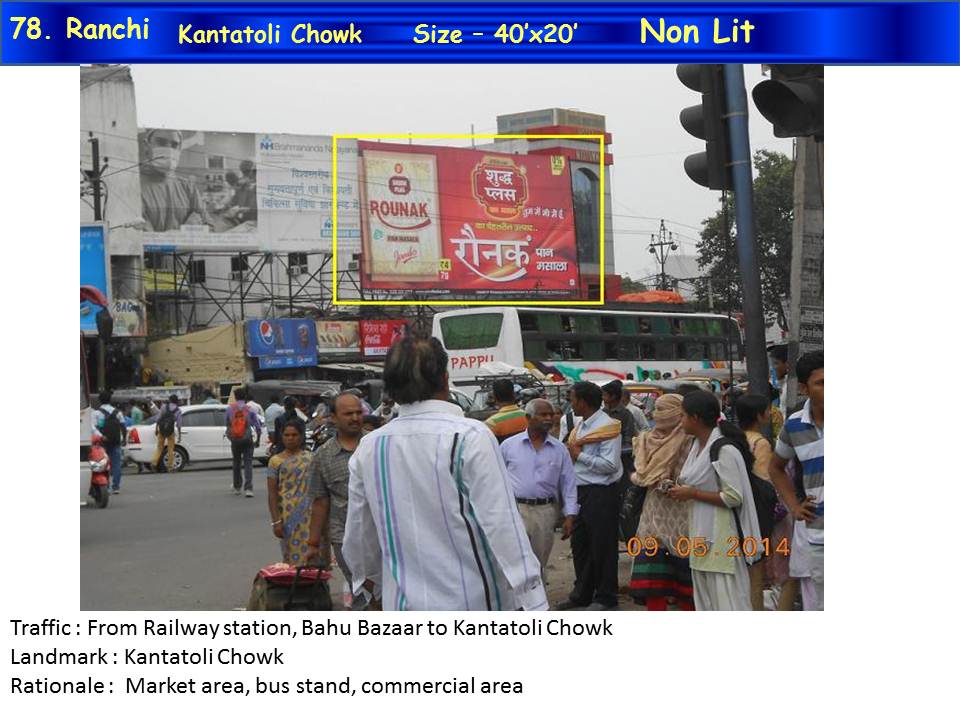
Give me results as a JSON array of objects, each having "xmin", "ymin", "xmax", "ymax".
[{"xmin": 432, "ymin": 306, "xmax": 745, "ymax": 386}]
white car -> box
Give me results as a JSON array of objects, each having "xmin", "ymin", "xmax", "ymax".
[{"xmin": 126, "ymin": 404, "xmax": 271, "ymax": 471}]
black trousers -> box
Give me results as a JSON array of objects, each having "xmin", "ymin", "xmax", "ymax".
[
  {"xmin": 570, "ymin": 483, "xmax": 620, "ymax": 607},
  {"xmin": 231, "ymin": 440, "xmax": 254, "ymax": 491}
]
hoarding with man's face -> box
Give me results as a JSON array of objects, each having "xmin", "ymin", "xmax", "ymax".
[{"xmin": 138, "ymin": 129, "xmax": 360, "ymax": 253}]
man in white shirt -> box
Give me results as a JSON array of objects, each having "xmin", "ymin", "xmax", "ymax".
[
  {"xmin": 342, "ymin": 336, "xmax": 547, "ymax": 611},
  {"xmin": 243, "ymin": 390, "xmax": 265, "ymax": 423},
  {"xmin": 559, "ymin": 382, "xmax": 623, "ymax": 610},
  {"xmin": 622, "ymin": 389, "xmax": 650, "ymax": 432}
]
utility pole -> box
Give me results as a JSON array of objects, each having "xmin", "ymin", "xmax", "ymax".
[
  {"xmin": 87, "ymin": 134, "xmax": 107, "ymax": 393},
  {"xmin": 786, "ymin": 136, "xmax": 824, "ymax": 408},
  {"xmin": 648, "ymin": 219, "xmax": 678, "ymax": 291}
]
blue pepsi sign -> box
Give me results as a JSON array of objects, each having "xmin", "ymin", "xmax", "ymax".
[
  {"xmin": 246, "ymin": 319, "xmax": 318, "ymax": 369},
  {"xmin": 80, "ymin": 224, "xmax": 109, "ymax": 334}
]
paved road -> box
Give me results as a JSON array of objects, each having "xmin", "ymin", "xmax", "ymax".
[
  {"xmin": 81, "ymin": 463, "xmax": 294, "ymax": 610},
  {"xmin": 81, "ymin": 464, "xmax": 640, "ymax": 611}
]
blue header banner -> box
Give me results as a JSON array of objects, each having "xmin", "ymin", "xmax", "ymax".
[
  {"xmin": 245, "ymin": 319, "xmax": 318, "ymax": 369},
  {"xmin": 2, "ymin": 2, "xmax": 958, "ymax": 64}
]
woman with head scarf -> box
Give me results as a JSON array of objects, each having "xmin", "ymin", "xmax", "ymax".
[{"xmin": 627, "ymin": 394, "xmax": 695, "ymax": 610}]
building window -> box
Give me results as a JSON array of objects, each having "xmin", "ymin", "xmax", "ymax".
[
  {"xmin": 288, "ymin": 252, "xmax": 308, "ymax": 276},
  {"xmin": 207, "ymin": 155, "xmax": 224, "ymax": 170},
  {"xmin": 230, "ymin": 254, "xmax": 249, "ymax": 281},
  {"xmin": 573, "ymin": 168, "xmax": 600, "ymax": 265},
  {"xmin": 188, "ymin": 260, "xmax": 206, "ymax": 285}
]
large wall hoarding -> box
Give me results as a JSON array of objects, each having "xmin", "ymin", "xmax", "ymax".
[
  {"xmin": 137, "ymin": 129, "xmax": 360, "ymax": 253},
  {"xmin": 358, "ymin": 142, "xmax": 580, "ymax": 298},
  {"xmin": 80, "ymin": 223, "xmax": 109, "ymax": 335}
]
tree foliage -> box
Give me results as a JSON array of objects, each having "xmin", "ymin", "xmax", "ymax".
[
  {"xmin": 693, "ymin": 149, "xmax": 794, "ymax": 330},
  {"xmin": 620, "ymin": 275, "xmax": 649, "ymax": 294}
]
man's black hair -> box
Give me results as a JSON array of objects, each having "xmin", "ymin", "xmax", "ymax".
[
  {"xmin": 796, "ymin": 350, "xmax": 824, "ymax": 385},
  {"xmin": 492, "ymin": 378, "xmax": 516, "ymax": 403},
  {"xmin": 383, "ymin": 336, "xmax": 448, "ymax": 404},
  {"xmin": 602, "ymin": 379, "xmax": 623, "ymax": 403},
  {"xmin": 571, "ymin": 381, "xmax": 602, "ymax": 411}
]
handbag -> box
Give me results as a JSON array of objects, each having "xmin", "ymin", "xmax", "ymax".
[
  {"xmin": 619, "ymin": 484, "xmax": 647, "ymax": 541},
  {"xmin": 246, "ymin": 563, "xmax": 333, "ymax": 611}
]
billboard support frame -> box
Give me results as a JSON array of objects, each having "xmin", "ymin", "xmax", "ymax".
[{"xmin": 332, "ymin": 134, "xmax": 605, "ymax": 307}]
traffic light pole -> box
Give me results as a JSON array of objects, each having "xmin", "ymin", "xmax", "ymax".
[{"xmin": 723, "ymin": 64, "xmax": 769, "ymax": 403}]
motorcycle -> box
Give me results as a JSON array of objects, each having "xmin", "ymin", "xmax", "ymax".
[{"xmin": 87, "ymin": 439, "xmax": 111, "ymax": 509}]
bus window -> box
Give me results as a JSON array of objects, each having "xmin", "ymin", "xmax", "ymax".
[
  {"xmin": 561, "ymin": 315, "xmax": 574, "ymax": 332},
  {"xmin": 671, "ymin": 318, "xmax": 683, "ymax": 335},
  {"xmin": 649, "ymin": 317, "xmax": 671, "ymax": 335},
  {"xmin": 582, "ymin": 341, "xmax": 604, "ymax": 360},
  {"xmin": 680, "ymin": 341, "xmax": 706, "ymax": 360},
  {"xmin": 710, "ymin": 342, "xmax": 728, "ymax": 359},
  {"xmin": 617, "ymin": 341, "xmax": 638, "ymax": 360},
  {"xmin": 706, "ymin": 318, "xmax": 725, "ymax": 336},
  {"xmin": 572, "ymin": 315, "xmax": 601, "ymax": 334},
  {"xmin": 547, "ymin": 340, "xmax": 582, "ymax": 360},
  {"xmin": 639, "ymin": 341, "xmax": 656, "ymax": 359},
  {"xmin": 519, "ymin": 312, "xmax": 539, "ymax": 332},
  {"xmin": 523, "ymin": 338, "xmax": 547, "ymax": 359},
  {"xmin": 439, "ymin": 313, "xmax": 504, "ymax": 349},
  {"xmin": 539, "ymin": 314, "xmax": 563, "ymax": 333},
  {"xmin": 655, "ymin": 342, "xmax": 676, "ymax": 360},
  {"xmin": 683, "ymin": 318, "xmax": 707, "ymax": 336},
  {"xmin": 639, "ymin": 318, "xmax": 653, "ymax": 334},
  {"xmin": 617, "ymin": 316, "xmax": 639, "ymax": 334},
  {"xmin": 600, "ymin": 315, "xmax": 618, "ymax": 333}
]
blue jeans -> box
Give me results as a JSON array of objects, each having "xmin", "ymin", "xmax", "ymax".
[{"xmin": 106, "ymin": 444, "xmax": 124, "ymax": 491}]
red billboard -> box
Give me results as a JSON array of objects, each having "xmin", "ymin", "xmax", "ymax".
[
  {"xmin": 359, "ymin": 142, "xmax": 580, "ymax": 297},
  {"xmin": 360, "ymin": 319, "xmax": 408, "ymax": 357}
]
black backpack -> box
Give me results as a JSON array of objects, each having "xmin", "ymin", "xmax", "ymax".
[
  {"xmin": 101, "ymin": 408, "xmax": 124, "ymax": 447},
  {"xmin": 709, "ymin": 437, "xmax": 778, "ymax": 554},
  {"xmin": 157, "ymin": 409, "xmax": 177, "ymax": 437}
]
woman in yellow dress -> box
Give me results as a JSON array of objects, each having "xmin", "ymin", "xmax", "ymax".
[{"xmin": 267, "ymin": 418, "xmax": 314, "ymax": 566}]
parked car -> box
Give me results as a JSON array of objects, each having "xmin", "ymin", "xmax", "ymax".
[{"xmin": 125, "ymin": 404, "xmax": 271, "ymax": 471}]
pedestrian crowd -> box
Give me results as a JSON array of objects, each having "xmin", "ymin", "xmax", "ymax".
[{"xmin": 91, "ymin": 340, "xmax": 824, "ymax": 612}]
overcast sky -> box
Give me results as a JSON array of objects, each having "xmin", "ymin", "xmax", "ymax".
[{"xmin": 131, "ymin": 64, "xmax": 793, "ymax": 281}]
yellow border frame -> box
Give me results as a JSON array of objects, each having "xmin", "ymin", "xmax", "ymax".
[{"xmin": 332, "ymin": 134, "xmax": 605, "ymax": 306}]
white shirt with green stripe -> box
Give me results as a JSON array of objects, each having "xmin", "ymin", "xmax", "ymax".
[{"xmin": 343, "ymin": 399, "xmax": 548, "ymax": 611}]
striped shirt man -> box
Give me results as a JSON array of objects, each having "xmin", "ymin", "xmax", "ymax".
[
  {"xmin": 343, "ymin": 399, "xmax": 547, "ymax": 611},
  {"xmin": 775, "ymin": 398, "xmax": 824, "ymax": 546},
  {"xmin": 775, "ymin": 397, "xmax": 824, "ymax": 609},
  {"xmin": 485, "ymin": 403, "xmax": 528, "ymax": 442}
]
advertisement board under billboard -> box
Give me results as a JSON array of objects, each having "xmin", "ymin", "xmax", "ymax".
[
  {"xmin": 245, "ymin": 319, "xmax": 318, "ymax": 369},
  {"xmin": 80, "ymin": 223, "xmax": 109, "ymax": 335},
  {"xmin": 358, "ymin": 142, "xmax": 579, "ymax": 297},
  {"xmin": 316, "ymin": 320, "xmax": 361, "ymax": 356},
  {"xmin": 138, "ymin": 129, "xmax": 360, "ymax": 253},
  {"xmin": 360, "ymin": 320, "xmax": 408, "ymax": 357},
  {"xmin": 112, "ymin": 299, "xmax": 147, "ymax": 337}
]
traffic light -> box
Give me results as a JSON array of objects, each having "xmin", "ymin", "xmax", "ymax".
[
  {"xmin": 752, "ymin": 64, "xmax": 823, "ymax": 139},
  {"xmin": 677, "ymin": 64, "xmax": 732, "ymax": 191}
]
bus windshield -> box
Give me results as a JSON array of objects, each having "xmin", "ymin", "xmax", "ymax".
[{"xmin": 438, "ymin": 313, "xmax": 504, "ymax": 349}]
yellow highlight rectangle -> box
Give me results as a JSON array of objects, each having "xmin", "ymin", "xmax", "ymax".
[{"xmin": 332, "ymin": 134, "xmax": 606, "ymax": 307}]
